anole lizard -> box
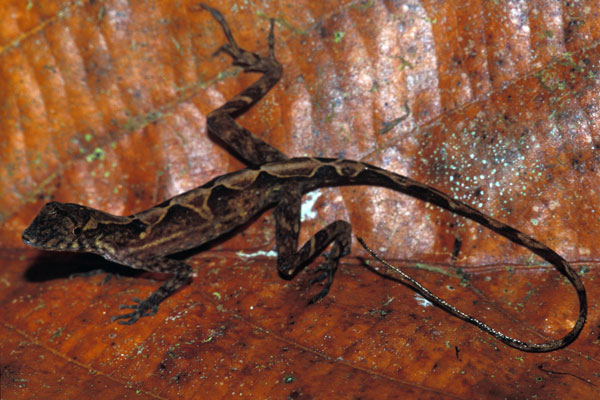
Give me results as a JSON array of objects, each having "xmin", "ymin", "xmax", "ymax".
[{"xmin": 22, "ymin": 4, "xmax": 586, "ymax": 353}]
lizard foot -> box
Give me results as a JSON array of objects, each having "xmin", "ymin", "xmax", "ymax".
[
  {"xmin": 111, "ymin": 297, "xmax": 159, "ymax": 325},
  {"xmin": 307, "ymin": 255, "xmax": 340, "ymax": 304},
  {"xmin": 194, "ymin": 3, "xmax": 281, "ymax": 74}
]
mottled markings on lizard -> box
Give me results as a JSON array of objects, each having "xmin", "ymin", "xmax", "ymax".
[{"xmin": 21, "ymin": 3, "xmax": 586, "ymax": 353}]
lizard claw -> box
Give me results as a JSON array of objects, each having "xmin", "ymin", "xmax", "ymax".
[
  {"xmin": 111, "ymin": 297, "xmax": 159, "ymax": 325},
  {"xmin": 193, "ymin": 2, "xmax": 280, "ymax": 74},
  {"xmin": 307, "ymin": 256, "xmax": 339, "ymax": 304}
]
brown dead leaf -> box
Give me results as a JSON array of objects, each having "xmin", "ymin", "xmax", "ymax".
[{"xmin": 1, "ymin": 0, "xmax": 599, "ymax": 398}]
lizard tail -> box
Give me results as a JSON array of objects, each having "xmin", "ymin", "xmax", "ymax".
[{"xmin": 346, "ymin": 160, "xmax": 587, "ymax": 352}]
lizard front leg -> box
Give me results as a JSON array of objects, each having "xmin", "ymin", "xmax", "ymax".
[
  {"xmin": 111, "ymin": 258, "xmax": 192, "ymax": 324},
  {"xmin": 196, "ymin": 3, "xmax": 287, "ymax": 166},
  {"xmin": 274, "ymin": 188, "xmax": 352, "ymax": 302}
]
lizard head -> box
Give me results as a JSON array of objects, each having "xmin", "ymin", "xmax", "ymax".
[{"xmin": 22, "ymin": 201, "xmax": 101, "ymax": 252}]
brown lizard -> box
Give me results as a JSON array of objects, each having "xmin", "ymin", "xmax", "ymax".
[{"xmin": 22, "ymin": 4, "xmax": 586, "ymax": 353}]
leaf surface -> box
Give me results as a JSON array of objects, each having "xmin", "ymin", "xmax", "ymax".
[{"xmin": 1, "ymin": 0, "xmax": 599, "ymax": 398}]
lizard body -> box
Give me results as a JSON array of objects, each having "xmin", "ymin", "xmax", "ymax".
[{"xmin": 22, "ymin": 4, "xmax": 586, "ymax": 353}]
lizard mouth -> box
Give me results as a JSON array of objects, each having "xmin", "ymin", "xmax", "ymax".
[{"xmin": 22, "ymin": 229, "xmax": 37, "ymax": 246}]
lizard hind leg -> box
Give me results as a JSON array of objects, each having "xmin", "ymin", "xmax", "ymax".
[
  {"xmin": 305, "ymin": 223, "xmax": 352, "ymax": 303},
  {"xmin": 274, "ymin": 190, "xmax": 352, "ymax": 303},
  {"xmin": 193, "ymin": 3, "xmax": 287, "ymax": 166},
  {"xmin": 280, "ymin": 220, "xmax": 352, "ymax": 304}
]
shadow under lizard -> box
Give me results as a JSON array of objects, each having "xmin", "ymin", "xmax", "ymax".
[{"xmin": 22, "ymin": 4, "xmax": 587, "ymax": 353}]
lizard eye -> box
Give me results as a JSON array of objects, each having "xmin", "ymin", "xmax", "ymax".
[{"xmin": 73, "ymin": 227, "xmax": 82, "ymax": 236}]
